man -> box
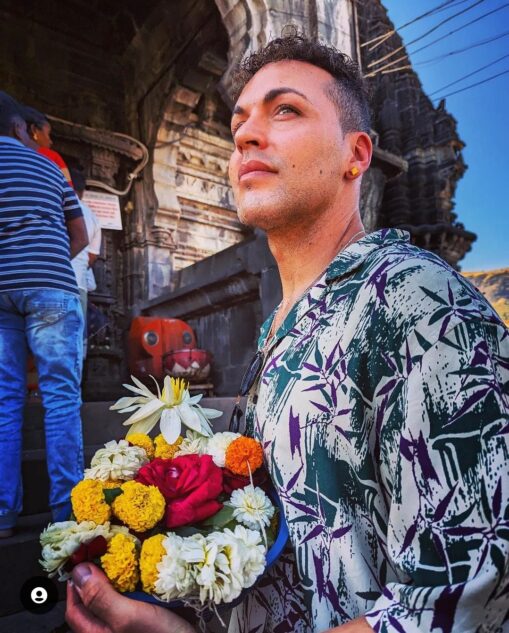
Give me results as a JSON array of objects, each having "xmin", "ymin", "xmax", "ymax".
[
  {"xmin": 0, "ymin": 91, "xmax": 88, "ymax": 537},
  {"xmin": 65, "ymin": 36, "xmax": 508, "ymax": 632},
  {"xmin": 69, "ymin": 167, "xmax": 102, "ymax": 359}
]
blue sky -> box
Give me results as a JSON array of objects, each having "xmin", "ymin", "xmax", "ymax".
[{"xmin": 382, "ymin": 0, "xmax": 509, "ymax": 271}]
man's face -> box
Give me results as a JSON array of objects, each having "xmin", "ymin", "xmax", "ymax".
[
  {"xmin": 13, "ymin": 116, "xmax": 33, "ymax": 147},
  {"xmin": 229, "ymin": 60, "xmax": 351, "ymax": 232}
]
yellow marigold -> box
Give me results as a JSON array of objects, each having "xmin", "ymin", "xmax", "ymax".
[
  {"xmin": 140, "ymin": 534, "xmax": 166, "ymax": 593},
  {"xmin": 100, "ymin": 533, "xmax": 139, "ymax": 592},
  {"xmin": 154, "ymin": 434, "xmax": 183, "ymax": 459},
  {"xmin": 127, "ymin": 433, "xmax": 155, "ymax": 460},
  {"xmin": 71, "ymin": 479, "xmax": 111, "ymax": 524},
  {"xmin": 112, "ymin": 481, "xmax": 165, "ymax": 532},
  {"xmin": 102, "ymin": 480, "xmax": 122, "ymax": 490},
  {"xmin": 225, "ymin": 436, "xmax": 264, "ymax": 477}
]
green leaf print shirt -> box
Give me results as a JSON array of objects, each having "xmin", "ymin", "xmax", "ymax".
[{"xmin": 229, "ymin": 229, "xmax": 509, "ymax": 633}]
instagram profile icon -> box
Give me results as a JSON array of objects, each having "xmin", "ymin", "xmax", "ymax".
[{"xmin": 20, "ymin": 576, "xmax": 58, "ymax": 614}]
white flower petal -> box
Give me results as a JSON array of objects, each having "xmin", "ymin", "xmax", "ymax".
[
  {"xmin": 160, "ymin": 407, "xmax": 182, "ymax": 444},
  {"xmin": 199, "ymin": 407, "xmax": 223, "ymax": 419},
  {"xmin": 109, "ymin": 396, "xmax": 144, "ymax": 411},
  {"xmin": 122, "ymin": 398, "xmax": 164, "ymax": 425},
  {"xmin": 130, "ymin": 375, "xmax": 156, "ymax": 398},
  {"xmin": 125, "ymin": 411, "xmax": 161, "ymax": 438},
  {"xmin": 178, "ymin": 403, "xmax": 203, "ymax": 433}
]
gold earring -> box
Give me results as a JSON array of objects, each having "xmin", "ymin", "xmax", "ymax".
[{"xmin": 350, "ymin": 167, "xmax": 359, "ymax": 177}]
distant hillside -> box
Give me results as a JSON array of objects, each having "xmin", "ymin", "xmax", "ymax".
[{"xmin": 463, "ymin": 268, "xmax": 509, "ymax": 325}]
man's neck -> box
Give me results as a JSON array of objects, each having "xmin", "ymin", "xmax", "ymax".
[{"xmin": 267, "ymin": 205, "xmax": 365, "ymax": 314}]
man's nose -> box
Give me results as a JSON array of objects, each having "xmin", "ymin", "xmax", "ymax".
[{"xmin": 234, "ymin": 116, "xmax": 267, "ymax": 151}]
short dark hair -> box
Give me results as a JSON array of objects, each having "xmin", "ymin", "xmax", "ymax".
[
  {"xmin": 0, "ymin": 91, "xmax": 24, "ymax": 136},
  {"xmin": 230, "ymin": 33, "xmax": 371, "ymax": 134},
  {"xmin": 69, "ymin": 167, "xmax": 86, "ymax": 194},
  {"xmin": 22, "ymin": 105, "xmax": 49, "ymax": 130}
]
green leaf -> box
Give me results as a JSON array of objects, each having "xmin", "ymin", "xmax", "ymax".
[
  {"xmin": 103, "ymin": 488, "xmax": 123, "ymax": 505},
  {"xmin": 201, "ymin": 506, "xmax": 235, "ymax": 529},
  {"xmin": 172, "ymin": 525, "xmax": 208, "ymax": 538}
]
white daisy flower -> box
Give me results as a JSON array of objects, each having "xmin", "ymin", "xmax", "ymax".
[
  {"xmin": 228, "ymin": 485, "xmax": 275, "ymax": 529},
  {"xmin": 206, "ymin": 431, "xmax": 241, "ymax": 467},
  {"xmin": 84, "ymin": 439, "xmax": 148, "ymax": 481}
]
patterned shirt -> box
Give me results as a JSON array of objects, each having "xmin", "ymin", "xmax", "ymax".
[
  {"xmin": 229, "ymin": 229, "xmax": 509, "ymax": 633},
  {"xmin": 0, "ymin": 136, "xmax": 82, "ymax": 295}
]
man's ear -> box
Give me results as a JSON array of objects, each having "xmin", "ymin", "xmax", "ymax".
[{"xmin": 347, "ymin": 131, "xmax": 372, "ymax": 177}]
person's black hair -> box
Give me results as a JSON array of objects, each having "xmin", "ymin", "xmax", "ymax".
[
  {"xmin": 69, "ymin": 167, "xmax": 86, "ymax": 194},
  {"xmin": 22, "ymin": 105, "xmax": 50, "ymax": 131},
  {"xmin": 230, "ymin": 32, "xmax": 371, "ymax": 134},
  {"xmin": 0, "ymin": 91, "xmax": 24, "ymax": 136}
]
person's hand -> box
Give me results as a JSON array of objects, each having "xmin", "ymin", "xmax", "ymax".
[{"xmin": 65, "ymin": 562, "xmax": 196, "ymax": 633}]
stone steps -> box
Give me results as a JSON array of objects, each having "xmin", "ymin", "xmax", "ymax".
[{"xmin": 0, "ymin": 398, "xmax": 238, "ymax": 617}]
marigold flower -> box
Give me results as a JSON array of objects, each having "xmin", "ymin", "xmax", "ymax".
[
  {"xmin": 154, "ymin": 434, "xmax": 183, "ymax": 459},
  {"xmin": 128, "ymin": 433, "xmax": 155, "ymax": 460},
  {"xmin": 71, "ymin": 480, "xmax": 111, "ymax": 524},
  {"xmin": 140, "ymin": 534, "xmax": 166, "ymax": 593},
  {"xmin": 224, "ymin": 437, "xmax": 264, "ymax": 477},
  {"xmin": 112, "ymin": 481, "xmax": 165, "ymax": 532},
  {"xmin": 102, "ymin": 480, "xmax": 122, "ymax": 490},
  {"xmin": 100, "ymin": 533, "xmax": 139, "ymax": 592}
]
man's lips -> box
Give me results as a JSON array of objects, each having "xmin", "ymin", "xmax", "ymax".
[{"xmin": 238, "ymin": 160, "xmax": 277, "ymax": 180}]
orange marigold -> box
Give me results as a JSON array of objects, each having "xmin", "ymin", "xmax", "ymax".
[{"xmin": 224, "ymin": 436, "xmax": 264, "ymax": 476}]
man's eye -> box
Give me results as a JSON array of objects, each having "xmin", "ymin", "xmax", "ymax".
[
  {"xmin": 231, "ymin": 122, "xmax": 243, "ymax": 137},
  {"xmin": 275, "ymin": 104, "xmax": 298, "ymax": 115}
]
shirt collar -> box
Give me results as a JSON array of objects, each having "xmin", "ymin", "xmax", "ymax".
[
  {"xmin": 0, "ymin": 136, "xmax": 25, "ymax": 148},
  {"xmin": 325, "ymin": 228, "xmax": 410, "ymax": 283},
  {"xmin": 258, "ymin": 229, "xmax": 411, "ymax": 350}
]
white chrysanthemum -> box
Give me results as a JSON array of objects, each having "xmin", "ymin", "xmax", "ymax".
[
  {"xmin": 40, "ymin": 520, "xmax": 113, "ymax": 579},
  {"xmin": 84, "ymin": 439, "xmax": 148, "ymax": 481},
  {"xmin": 154, "ymin": 533, "xmax": 197, "ymax": 601},
  {"xmin": 228, "ymin": 485, "xmax": 275, "ymax": 529},
  {"xmin": 175, "ymin": 430, "xmax": 209, "ymax": 457},
  {"xmin": 228, "ymin": 525, "xmax": 266, "ymax": 588},
  {"xmin": 206, "ymin": 432, "xmax": 240, "ymax": 467},
  {"xmin": 207, "ymin": 526, "xmax": 266, "ymax": 595}
]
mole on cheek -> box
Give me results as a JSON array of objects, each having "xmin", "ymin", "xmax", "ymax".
[
  {"xmin": 319, "ymin": 170, "xmax": 323, "ymax": 175},
  {"xmin": 292, "ymin": 164, "xmax": 295, "ymax": 168}
]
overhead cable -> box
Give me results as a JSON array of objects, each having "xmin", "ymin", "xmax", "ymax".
[
  {"xmin": 428, "ymin": 52, "xmax": 509, "ymax": 95},
  {"xmin": 410, "ymin": 2, "xmax": 509, "ymax": 56},
  {"xmin": 415, "ymin": 30, "xmax": 509, "ymax": 65},
  {"xmin": 367, "ymin": 0, "xmax": 484, "ymax": 68},
  {"xmin": 362, "ymin": 0, "xmax": 467, "ymax": 50},
  {"xmin": 433, "ymin": 67, "xmax": 509, "ymax": 100}
]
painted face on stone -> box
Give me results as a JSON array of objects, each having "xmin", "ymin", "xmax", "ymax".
[{"xmin": 229, "ymin": 60, "xmax": 352, "ymax": 232}]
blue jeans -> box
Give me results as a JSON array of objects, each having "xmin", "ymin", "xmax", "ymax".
[{"xmin": 0, "ymin": 289, "xmax": 84, "ymax": 528}]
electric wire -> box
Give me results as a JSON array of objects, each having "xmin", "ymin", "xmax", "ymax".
[
  {"xmin": 428, "ymin": 52, "xmax": 509, "ymax": 95},
  {"xmin": 409, "ymin": 2, "xmax": 509, "ymax": 56},
  {"xmin": 367, "ymin": 0, "xmax": 485, "ymax": 68},
  {"xmin": 414, "ymin": 30, "xmax": 509, "ymax": 65},
  {"xmin": 362, "ymin": 0, "xmax": 469, "ymax": 50},
  {"xmin": 433, "ymin": 67, "xmax": 509, "ymax": 100}
]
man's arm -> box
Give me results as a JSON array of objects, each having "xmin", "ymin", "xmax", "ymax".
[
  {"xmin": 325, "ymin": 617, "xmax": 372, "ymax": 632},
  {"xmin": 67, "ymin": 216, "xmax": 89, "ymax": 259},
  {"xmin": 362, "ymin": 318, "xmax": 509, "ymax": 632}
]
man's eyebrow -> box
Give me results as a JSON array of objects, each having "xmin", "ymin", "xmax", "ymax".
[{"xmin": 232, "ymin": 87, "xmax": 311, "ymax": 118}]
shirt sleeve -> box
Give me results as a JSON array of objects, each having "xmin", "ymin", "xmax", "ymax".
[
  {"xmin": 365, "ymin": 318, "xmax": 509, "ymax": 633},
  {"xmin": 62, "ymin": 180, "xmax": 83, "ymax": 222}
]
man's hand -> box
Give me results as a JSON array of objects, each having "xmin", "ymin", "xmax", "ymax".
[
  {"xmin": 66, "ymin": 216, "xmax": 88, "ymax": 259},
  {"xmin": 65, "ymin": 563, "xmax": 196, "ymax": 633},
  {"xmin": 325, "ymin": 618, "xmax": 373, "ymax": 632}
]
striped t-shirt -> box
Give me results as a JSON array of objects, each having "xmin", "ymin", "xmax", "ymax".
[{"xmin": 0, "ymin": 136, "xmax": 82, "ymax": 295}]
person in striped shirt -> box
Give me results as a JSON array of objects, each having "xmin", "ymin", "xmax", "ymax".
[{"xmin": 0, "ymin": 91, "xmax": 88, "ymax": 538}]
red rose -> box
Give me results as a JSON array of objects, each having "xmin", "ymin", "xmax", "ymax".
[
  {"xmin": 222, "ymin": 466, "xmax": 269, "ymax": 495},
  {"xmin": 136, "ymin": 454, "xmax": 223, "ymax": 528}
]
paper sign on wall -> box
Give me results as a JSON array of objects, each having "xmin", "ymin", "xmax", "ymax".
[{"xmin": 82, "ymin": 191, "xmax": 123, "ymax": 230}]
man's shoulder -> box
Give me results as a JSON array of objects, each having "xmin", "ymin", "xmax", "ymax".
[
  {"xmin": 353, "ymin": 238, "xmax": 502, "ymax": 346},
  {"xmin": 0, "ymin": 141, "xmax": 64, "ymax": 181}
]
